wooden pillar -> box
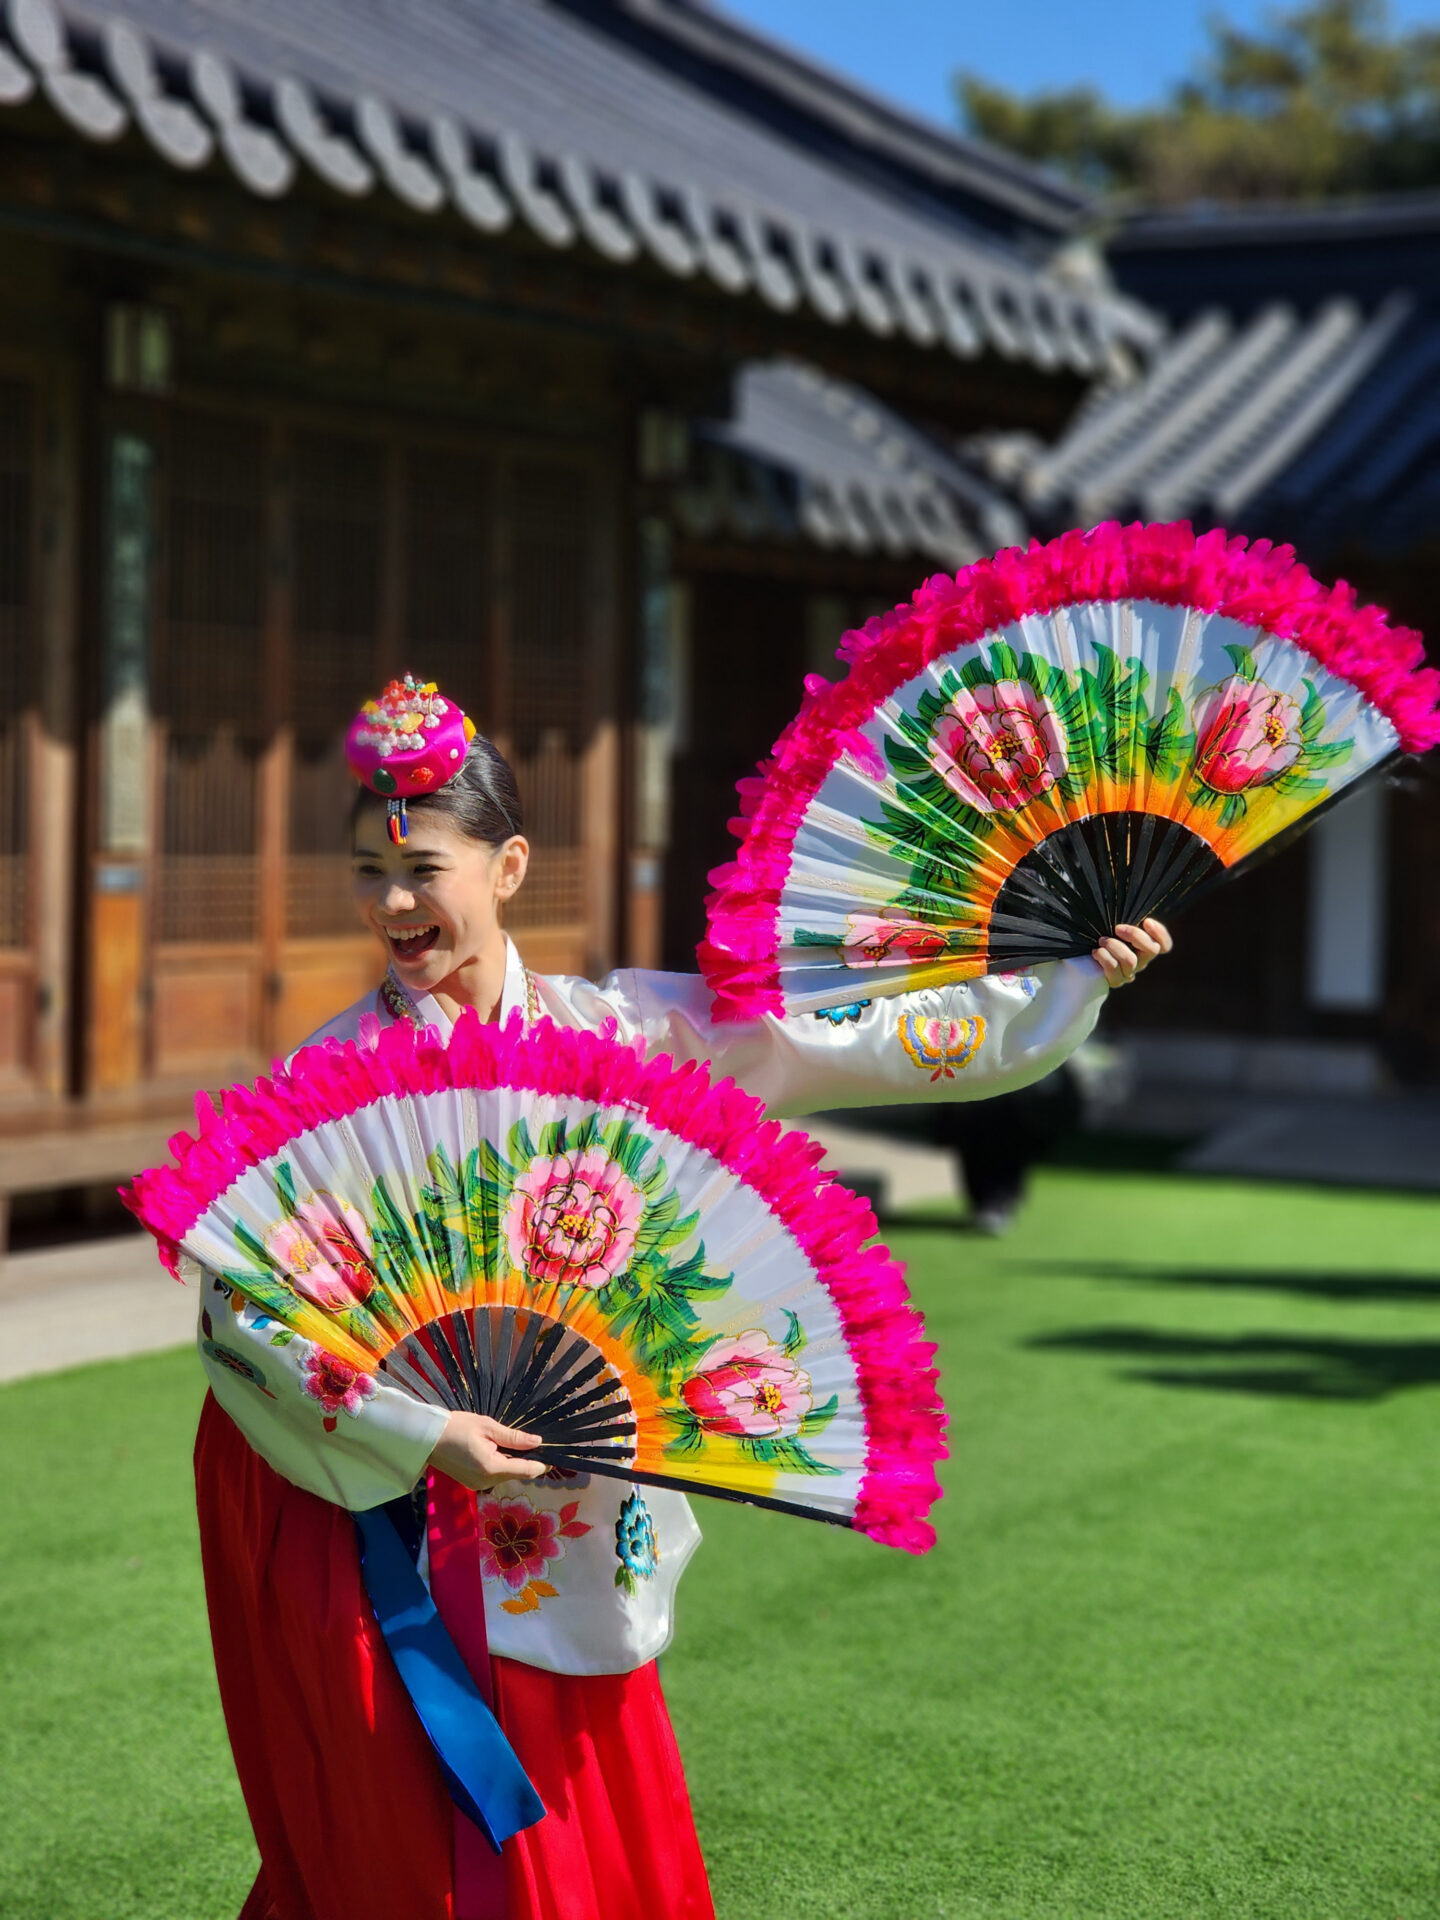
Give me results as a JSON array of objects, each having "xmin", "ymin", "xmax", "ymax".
[
  {"xmin": 31, "ymin": 363, "xmax": 79, "ymax": 1098},
  {"xmin": 258, "ymin": 418, "xmax": 292, "ymax": 1061},
  {"xmin": 87, "ymin": 427, "xmax": 156, "ymax": 1093},
  {"xmin": 626, "ymin": 517, "xmax": 685, "ymax": 972},
  {"xmin": 380, "ymin": 433, "xmax": 405, "ymax": 678}
]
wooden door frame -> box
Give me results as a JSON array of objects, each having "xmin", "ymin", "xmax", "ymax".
[{"xmin": 0, "ymin": 347, "xmax": 80, "ymax": 1108}]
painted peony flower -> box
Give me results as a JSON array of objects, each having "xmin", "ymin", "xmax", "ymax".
[
  {"xmin": 503, "ymin": 1148, "xmax": 645, "ymax": 1289},
  {"xmin": 929, "ymin": 678, "xmax": 1068, "ymax": 813},
  {"xmin": 1194, "ymin": 678, "xmax": 1305, "ymax": 793},
  {"xmin": 681, "ymin": 1329, "xmax": 813, "ymax": 1440},
  {"xmin": 266, "ymin": 1196, "xmax": 376, "ymax": 1312},
  {"xmin": 840, "ymin": 915, "xmax": 948, "ymax": 970},
  {"xmin": 299, "ymin": 1350, "xmax": 377, "ymax": 1418}
]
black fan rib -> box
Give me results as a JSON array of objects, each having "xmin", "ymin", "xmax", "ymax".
[
  {"xmin": 381, "ymin": 1306, "xmax": 640, "ymax": 1473},
  {"xmin": 380, "ymin": 1305, "xmax": 861, "ymax": 1527},
  {"xmin": 987, "ymin": 813, "xmax": 1222, "ymax": 967}
]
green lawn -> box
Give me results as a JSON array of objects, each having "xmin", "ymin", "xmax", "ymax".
[{"xmin": 3, "ymin": 1170, "xmax": 1438, "ymax": 1919}]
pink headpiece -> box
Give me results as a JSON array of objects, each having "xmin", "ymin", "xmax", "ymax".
[{"xmin": 345, "ymin": 675, "xmax": 475, "ymax": 843}]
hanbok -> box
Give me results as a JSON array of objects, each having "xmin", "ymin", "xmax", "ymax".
[{"xmin": 195, "ymin": 933, "xmax": 1105, "ymax": 1920}]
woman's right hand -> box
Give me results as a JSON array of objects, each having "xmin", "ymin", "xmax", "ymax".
[{"xmin": 429, "ymin": 1410, "xmax": 546, "ymax": 1487}]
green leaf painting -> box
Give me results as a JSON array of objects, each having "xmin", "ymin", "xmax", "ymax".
[{"xmin": 849, "ymin": 640, "xmax": 1360, "ymax": 934}]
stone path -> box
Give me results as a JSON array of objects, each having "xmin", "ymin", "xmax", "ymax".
[{"xmin": 0, "ymin": 1232, "xmax": 192, "ymax": 1385}]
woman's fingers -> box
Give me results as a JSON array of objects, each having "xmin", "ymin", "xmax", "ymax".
[
  {"xmin": 474, "ymin": 1417, "xmax": 546, "ymax": 1481},
  {"xmin": 1115, "ymin": 919, "xmax": 1173, "ymax": 972},
  {"xmin": 478, "ymin": 1420, "xmax": 545, "ymax": 1478},
  {"xmin": 1100, "ymin": 918, "xmax": 1174, "ymax": 986},
  {"xmin": 431, "ymin": 1410, "xmax": 549, "ymax": 1486},
  {"xmin": 482, "ymin": 1419, "xmax": 541, "ymax": 1450},
  {"xmin": 1093, "ymin": 935, "xmax": 1138, "ymax": 986}
]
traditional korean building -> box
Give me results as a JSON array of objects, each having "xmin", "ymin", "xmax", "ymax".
[
  {"xmin": 0, "ymin": 0, "xmax": 1155, "ymax": 1118},
  {"xmin": 981, "ymin": 193, "xmax": 1440, "ymax": 1086}
]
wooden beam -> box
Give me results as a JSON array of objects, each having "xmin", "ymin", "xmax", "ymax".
[{"xmin": 0, "ymin": 124, "xmax": 1090, "ymax": 438}]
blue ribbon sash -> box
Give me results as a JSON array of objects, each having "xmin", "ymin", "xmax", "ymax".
[{"xmin": 355, "ymin": 1505, "xmax": 546, "ymax": 1851}]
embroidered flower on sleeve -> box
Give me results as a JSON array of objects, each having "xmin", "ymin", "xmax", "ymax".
[
  {"xmin": 614, "ymin": 1491, "xmax": 661, "ymax": 1596},
  {"xmin": 478, "ymin": 1495, "xmax": 591, "ymax": 1616},
  {"xmin": 300, "ymin": 1350, "xmax": 377, "ymax": 1430}
]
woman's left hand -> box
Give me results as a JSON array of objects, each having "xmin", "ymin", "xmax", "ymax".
[{"xmin": 1093, "ymin": 917, "xmax": 1173, "ymax": 988}]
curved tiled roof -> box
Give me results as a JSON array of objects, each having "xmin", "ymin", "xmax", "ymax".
[
  {"xmin": 981, "ymin": 292, "xmax": 1431, "ymax": 552},
  {"xmin": 0, "ymin": 0, "xmax": 1159, "ymax": 373},
  {"xmin": 679, "ymin": 359, "xmax": 1026, "ymax": 565},
  {"xmin": 579, "ymin": 0, "xmax": 1094, "ymax": 239}
]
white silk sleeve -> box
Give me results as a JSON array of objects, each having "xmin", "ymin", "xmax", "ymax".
[
  {"xmin": 193, "ymin": 1261, "xmax": 447, "ymax": 1510},
  {"xmin": 534, "ymin": 958, "xmax": 1106, "ymax": 1120}
]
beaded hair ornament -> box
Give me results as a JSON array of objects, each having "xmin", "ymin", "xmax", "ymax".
[{"xmin": 345, "ymin": 675, "xmax": 476, "ymax": 843}]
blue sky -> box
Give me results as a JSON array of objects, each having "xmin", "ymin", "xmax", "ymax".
[{"xmin": 717, "ymin": 0, "xmax": 1440, "ymax": 125}]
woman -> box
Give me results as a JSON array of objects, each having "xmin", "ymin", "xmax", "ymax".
[{"xmin": 194, "ymin": 679, "xmax": 1170, "ymax": 1920}]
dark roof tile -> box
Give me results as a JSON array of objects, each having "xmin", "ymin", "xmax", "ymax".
[{"xmin": 0, "ymin": 0, "xmax": 1158, "ymax": 368}]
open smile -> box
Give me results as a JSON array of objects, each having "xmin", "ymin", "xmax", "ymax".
[{"xmin": 385, "ymin": 924, "xmax": 441, "ymax": 960}]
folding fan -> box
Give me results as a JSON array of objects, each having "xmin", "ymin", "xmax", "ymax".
[
  {"xmin": 124, "ymin": 1013, "xmax": 945, "ymax": 1553},
  {"xmin": 700, "ymin": 520, "xmax": 1440, "ymax": 1018}
]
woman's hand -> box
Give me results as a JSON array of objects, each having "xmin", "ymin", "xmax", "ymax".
[
  {"xmin": 1093, "ymin": 917, "xmax": 1173, "ymax": 988},
  {"xmin": 429, "ymin": 1410, "xmax": 546, "ymax": 1487}
]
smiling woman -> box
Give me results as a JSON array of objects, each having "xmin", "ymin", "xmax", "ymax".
[
  {"xmin": 349, "ymin": 690, "xmax": 532, "ymax": 1025},
  {"xmin": 190, "ymin": 669, "xmax": 1168, "ymax": 1920}
]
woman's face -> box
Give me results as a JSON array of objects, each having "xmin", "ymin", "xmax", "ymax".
[{"xmin": 351, "ymin": 803, "xmax": 529, "ymax": 995}]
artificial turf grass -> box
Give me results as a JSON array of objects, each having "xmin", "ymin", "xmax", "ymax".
[
  {"xmin": 0, "ymin": 1347, "xmax": 253, "ymax": 1919},
  {"xmin": 1, "ymin": 1168, "xmax": 1438, "ymax": 1919},
  {"xmin": 672, "ymin": 1170, "xmax": 1440, "ymax": 1920}
]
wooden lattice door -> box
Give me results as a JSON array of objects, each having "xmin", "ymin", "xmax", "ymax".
[
  {"xmin": 274, "ymin": 430, "xmax": 387, "ymax": 1050},
  {"xmin": 149, "ymin": 410, "xmax": 267, "ymax": 1082},
  {"xmin": 125, "ymin": 415, "xmax": 619, "ymax": 1087},
  {"xmin": 501, "ymin": 459, "xmax": 607, "ymax": 974}
]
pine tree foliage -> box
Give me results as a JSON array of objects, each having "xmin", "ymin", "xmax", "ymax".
[{"xmin": 956, "ymin": 0, "xmax": 1440, "ymax": 203}]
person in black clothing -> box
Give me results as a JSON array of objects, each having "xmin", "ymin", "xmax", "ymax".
[{"xmin": 925, "ymin": 1063, "xmax": 1082, "ymax": 1234}]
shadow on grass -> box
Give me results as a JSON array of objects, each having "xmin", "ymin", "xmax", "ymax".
[
  {"xmin": 1019, "ymin": 1261, "xmax": 1440, "ymax": 1304},
  {"xmin": 1026, "ymin": 1326, "xmax": 1440, "ymax": 1400}
]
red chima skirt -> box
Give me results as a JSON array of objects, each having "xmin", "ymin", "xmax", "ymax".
[{"xmin": 195, "ymin": 1395, "xmax": 716, "ymax": 1920}]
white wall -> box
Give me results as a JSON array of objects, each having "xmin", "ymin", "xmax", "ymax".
[{"xmin": 1306, "ymin": 782, "xmax": 1388, "ymax": 1012}]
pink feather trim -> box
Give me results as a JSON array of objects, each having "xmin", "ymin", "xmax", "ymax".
[
  {"xmin": 701, "ymin": 519, "xmax": 1440, "ymax": 1022},
  {"xmin": 121, "ymin": 1011, "xmax": 947, "ymax": 1555}
]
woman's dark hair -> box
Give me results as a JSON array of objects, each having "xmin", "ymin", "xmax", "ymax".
[{"xmin": 351, "ymin": 733, "xmax": 524, "ymax": 846}]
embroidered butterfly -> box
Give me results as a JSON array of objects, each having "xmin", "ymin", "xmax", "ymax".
[
  {"xmin": 898, "ymin": 1014, "xmax": 986, "ymax": 1081},
  {"xmin": 813, "ymin": 1001, "xmax": 872, "ymax": 1026}
]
